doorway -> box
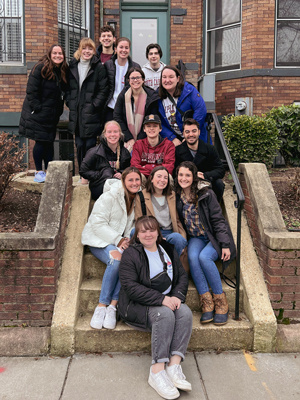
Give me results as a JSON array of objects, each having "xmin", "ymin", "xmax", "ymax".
[{"xmin": 121, "ymin": 10, "xmax": 169, "ymax": 66}]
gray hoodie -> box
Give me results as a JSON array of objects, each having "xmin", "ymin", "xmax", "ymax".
[{"xmin": 142, "ymin": 61, "xmax": 166, "ymax": 90}]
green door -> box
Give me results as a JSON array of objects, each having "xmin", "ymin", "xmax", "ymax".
[{"xmin": 121, "ymin": 11, "xmax": 169, "ymax": 66}]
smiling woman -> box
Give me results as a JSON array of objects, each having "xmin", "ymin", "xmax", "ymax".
[
  {"xmin": 66, "ymin": 38, "xmax": 109, "ymax": 179},
  {"xmin": 81, "ymin": 166, "xmax": 142, "ymax": 331}
]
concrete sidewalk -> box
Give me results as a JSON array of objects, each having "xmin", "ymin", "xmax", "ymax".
[{"xmin": 1, "ymin": 351, "xmax": 300, "ymax": 400}]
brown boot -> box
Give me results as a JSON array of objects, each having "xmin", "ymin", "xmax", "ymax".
[
  {"xmin": 213, "ymin": 292, "xmax": 229, "ymax": 325},
  {"xmin": 199, "ymin": 292, "xmax": 214, "ymax": 324}
]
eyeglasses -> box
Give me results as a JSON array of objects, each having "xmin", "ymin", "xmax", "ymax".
[{"xmin": 129, "ymin": 76, "xmax": 143, "ymax": 81}]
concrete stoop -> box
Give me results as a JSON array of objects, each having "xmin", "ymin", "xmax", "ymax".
[{"xmin": 51, "ymin": 183, "xmax": 276, "ymax": 356}]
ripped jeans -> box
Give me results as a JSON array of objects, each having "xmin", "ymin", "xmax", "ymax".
[{"xmin": 89, "ymin": 245, "xmax": 121, "ymax": 305}]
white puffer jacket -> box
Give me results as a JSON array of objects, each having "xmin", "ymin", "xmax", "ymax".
[{"xmin": 81, "ymin": 179, "xmax": 135, "ymax": 248}]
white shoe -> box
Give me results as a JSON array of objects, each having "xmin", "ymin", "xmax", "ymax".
[
  {"xmin": 148, "ymin": 368, "xmax": 180, "ymax": 399},
  {"xmin": 90, "ymin": 306, "xmax": 106, "ymax": 329},
  {"xmin": 103, "ymin": 304, "xmax": 117, "ymax": 329},
  {"xmin": 166, "ymin": 364, "xmax": 192, "ymax": 392}
]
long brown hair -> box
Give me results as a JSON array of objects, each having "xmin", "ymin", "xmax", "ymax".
[
  {"xmin": 145, "ymin": 166, "xmax": 172, "ymax": 196},
  {"xmin": 33, "ymin": 44, "xmax": 68, "ymax": 84},
  {"xmin": 158, "ymin": 65, "xmax": 185, "ymax": 99},
  {"xmin": 121, "ymin": 167, "xmax": 142, "ymax": 213},
  {"xmin": 175, "ymin": 161, "xmax": 199, "ymax": 204},
  {"xmin": 130, "ymin": 215, "xmax": 163, "ymax": 245}
]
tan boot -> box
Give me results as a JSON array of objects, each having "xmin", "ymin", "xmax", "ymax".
[
  {"xmin": 213, "ymin": 292, "xmax": 229, "ymax": 325},
  {"xmin": 199, "ymin": 291, "xmax": 214, "ymax": 324}
]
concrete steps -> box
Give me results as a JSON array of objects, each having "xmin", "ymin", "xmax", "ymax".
[{"xmin": 74, "ymin": 250, "xmax": 253, "ymax": 353}]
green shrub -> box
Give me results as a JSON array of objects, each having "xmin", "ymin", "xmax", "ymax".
[
  {"xmin": 265, "ymin": 104, "xmax": 300, "ymax": 166},
  {"xmin": 222, "ymin": 115, "xmax": 281, "ymax": 169}
]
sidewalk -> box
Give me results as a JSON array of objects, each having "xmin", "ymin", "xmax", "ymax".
[{"xmin": 1, "ymin": 351, "xmax": 300, "ymax": 400}]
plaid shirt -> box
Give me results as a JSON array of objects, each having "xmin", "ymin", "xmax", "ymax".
[{"xmin": 180, "ymin": 192, "xmax": 205, "ymax": 237}]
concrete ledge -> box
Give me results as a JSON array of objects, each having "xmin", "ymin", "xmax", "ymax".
[
  {"xmin": 223, "ymin": 185, "xmax": 277, "ymax": 352},
  {"xmin": 239, "ymin": 163, "xmax": 300, "ymax": 249},
  {"xmin": 276, "ymin": 324, "xmax": 300, "ymax": 352},
  {"xmin": 0, "ymin": 161, "xmax": 72, "ymax": 250},
  {"xmin": 51, "ymin": 185, "xmax": 91, "ymax": 356},
  {"xmin": 0, "ymin": 327, "xmax": 50, "ymax": 356}
]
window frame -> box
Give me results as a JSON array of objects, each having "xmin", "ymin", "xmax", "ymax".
[
  {"xmin": 205, "ymin": 0, "xmax": 242, "ymax": 74},
  {"xmin": 275, "ymin": 0, "xmax": 300, "ymax": 68},
  {"xmin": 0, "ymin": 0, "xmax": 25, "ymax": 65},
  {"xmin": 58, "ymin": 0, "xmax": 91, "ymax": 61}
]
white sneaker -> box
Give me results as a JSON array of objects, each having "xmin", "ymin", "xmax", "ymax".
[
  {"xmin": 90, "ymin": 306, "xmax": 106, "ymax": 329},
  {"xmin": 148, "ymin": 368, "xmax": 180, "ymax": 399},
  {"xmin": 103, "ymin": 305, "xmax": 117, "ymax": 329},
  {"xmin": 166, "ymin": 364, "xmax": 192, "ymax": 392}
]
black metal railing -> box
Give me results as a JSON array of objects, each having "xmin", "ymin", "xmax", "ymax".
[{"xmin": 212, "ymin": 113, "xmax": 245, "ymax": 320}]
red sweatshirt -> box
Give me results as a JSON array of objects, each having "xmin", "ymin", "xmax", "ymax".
[{"xmin": 131, "ymin": 136, "xmax": 175, "ymax": 177}]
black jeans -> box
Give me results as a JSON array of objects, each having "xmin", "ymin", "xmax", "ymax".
[{"xmin": 33, "ymin": 141, "xmax": 54, "ymax": 170}]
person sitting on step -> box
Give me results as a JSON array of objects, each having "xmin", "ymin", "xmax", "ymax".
[{"xmin": 175, "ymin": 161, "xmax": 236, "ymax": 326}]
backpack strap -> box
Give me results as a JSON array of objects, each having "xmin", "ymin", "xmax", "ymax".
[{"xmin": 138, "ymin": 191, "xmax": 146, "ymax": 216}]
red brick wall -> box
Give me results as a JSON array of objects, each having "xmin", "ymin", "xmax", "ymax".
[
  {"xmin": 0, "ymin": 172, "xmax": 73, "ymax": 327},
  {"xmin": 216, "ymin": 76, "xmax": 300, "ymax": 116},
  {"xmin": 239, "ymin": 173, "xmax": 300, "ymax": 321}
]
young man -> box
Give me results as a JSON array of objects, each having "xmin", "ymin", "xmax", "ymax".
[
  {"xmin": 142, "ymin": 43, "xmax": 166, "ymax": 90},
  {"xmin": 97, "ymin": 26, "xmax": 116, "ymax": 64},
  {"xmin": 175, "ymin": 118, "xmax": 225, "ymax": 201},
  {"xmin": 131, "ymin": 114, "xmax": 175, "ymax": 178}
]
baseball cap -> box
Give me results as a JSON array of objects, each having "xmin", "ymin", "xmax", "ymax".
[{"xmin": 143, "ymin": 114, "xmax": 161, "ymax": 126}]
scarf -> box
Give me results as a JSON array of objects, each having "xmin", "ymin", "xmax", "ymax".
[{"xmin": 125, "ymin": 87, "xmax": 147, "ymax": 141}]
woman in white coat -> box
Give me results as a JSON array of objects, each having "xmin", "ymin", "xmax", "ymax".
[{"xmin": 81, "ymin": 166, "xmax": 142, "ymax": 330}]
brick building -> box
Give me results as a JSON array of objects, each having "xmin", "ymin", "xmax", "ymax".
[{"xmin": 1, "ymin": 0, "xmax": 299, "ymax": 168}]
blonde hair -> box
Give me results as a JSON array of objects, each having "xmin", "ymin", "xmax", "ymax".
[
  {"xmin": 74, "ymin": 38, "xmax": 96, "ymax": 60},
  {"xmin": 101, "ymin": 120, "xmax": 124, "ymax": 170}
]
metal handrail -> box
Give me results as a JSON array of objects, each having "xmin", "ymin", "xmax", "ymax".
[{"xmin": 212, "ymin": 113, "xmax": 245, "ymax": 320}]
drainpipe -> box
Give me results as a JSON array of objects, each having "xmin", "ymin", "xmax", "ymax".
[{"xmin": 100, "ymin": 0, "xmax": 103, "ymax": 29}]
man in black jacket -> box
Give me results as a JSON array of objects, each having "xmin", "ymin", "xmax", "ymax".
[
  {"xmin": 96, "ymin": 25, "xmax": 116, "ymax": 64},
  {"xmin": 175, "ymin": 118, "xmax": 225, "ymax": 201}
]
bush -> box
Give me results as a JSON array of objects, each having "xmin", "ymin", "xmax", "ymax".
[
  {"xmin": 0, "ymin": 132, "xmax": 27, "ymax": 202},
  {"xmin": 222, "ymin": 114, "xmax": 281, "ymax": 169},
  {"xmin": 265, "ymin": 104, "xmax": 300, "ymax": 166}
]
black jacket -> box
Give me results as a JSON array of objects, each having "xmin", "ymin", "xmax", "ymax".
[
  {"xmin": 113, "ymin": 85, "xmax": 159, "ymax": 142},
  {"xmin": 176, "ymin": 186, "xmax": 236, "ymax": 271},
  {"xmin": 174, "ymin": 140, "xmax": 225, "ymax": 182},
  {"xmin": 118, "ymin": 240, "xmax": 188, "ymax": 330},
  {"xmin": 19, "ymin": 63, "xmax": 66, "ymax": 142},
  {"xmin": 79, "ymin": 139, "xmax": 131, "ymax": 199},
  {"xmin": 104, "ymin": 54, "xmax": 140, "ymax": 106},
  {"xmin": 66, "ymin": 55, "xmax": 108, "ymax": 138},
  {"xmin": 96, "ymin": 44, "xmax": 115, "ymax": 63}
]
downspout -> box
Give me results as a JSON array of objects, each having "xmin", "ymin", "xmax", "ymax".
[{"xmin": 100, "ymin": 0, "xmax": 103, "ymax": 29}]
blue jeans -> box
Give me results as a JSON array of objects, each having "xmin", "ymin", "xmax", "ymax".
[
  {"xmin": 187, "ymin": 236, "xmax": 223, "ymax": 295},
  {"xmin": 160, "ymin": 229, "xmax": 187, "ymax": 256},
  {"xmin": 89, "ymin": 245, "xmax": 121, "ymax": 305}
]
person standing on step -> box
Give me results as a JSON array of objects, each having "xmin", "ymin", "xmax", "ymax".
[
  {"xmin": 142, "ymin": 43, "xmax": 166, "ymax": 90},
  {"xmin": 175, "ymin": 161, "xmax": 236, "ymax": 326},
  {"xmin": 19, "ymin": 44, "xmax": 68, "ymax": 183},
  {"xmin": 104, "ymin": 37, "xmax": 140, "ymax": 124},
  {"xmin": 175, "ymin": 118, "xmax": 225, "ymax": 202},
  {"xmin": 118, "ymin": 215, "xmax": 192, "ymax": 400},
  {"xmin": 81, "ymin": 167, "xmax": 142, "ymax": 330},
  {"xmin": 96, "ymin": 25, "xmax": 116, "ymax": 64},
  {"xmin": 66, "ymin": 37, "xmax": 108, "ymax": 184},
  {"xmin": 158, "ymin": 66, "xmax": 209, "ymax": 146}
]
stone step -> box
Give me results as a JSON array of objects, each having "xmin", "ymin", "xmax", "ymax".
[
  {"xmin": 79, "ymin": 277, "xmax": 243, "ymax": 314},
  {"xmin": 83, "ymin": 251, "xmax": 237, "ymax": 280},
  {"xmin": 74, "ymin": 312, "xmax": 253, "ymax": 353}
]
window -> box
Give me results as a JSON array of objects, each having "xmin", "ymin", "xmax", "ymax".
[
  {"xmin": 276, "ymin": 0, "xmax": 300, "ymax": 67},
  {"xmin": 0, "ymin": 0, "xmax": 24, "ymax": 64},
  {"xmin": 58, "ymin": 0, "xmax": 90, "ymax": 60},
  {"xmin": 206, "ymin": 0, "xmax": 241, "ymax": 73}
]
